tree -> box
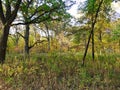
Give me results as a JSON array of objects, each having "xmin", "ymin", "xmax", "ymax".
[
  {"xmin": 0, "ymin": 0, "xmax": 73, "ymax": 62},
  {"xmin": 112, "ymin": 21, "xmax": 120, "ymax": 51},
  {"xmin": 0, "ymin": 0, "xmax": 21, "ymax": 63},
  {"xmin": 38, "ymin": 22, "xmax": 51, "ymax": 51},
  {"xmin": 81, "ymin": 0, "xmax": 111, "ymax": 66},
  {"xmin": 15, "ymin": 0, "xmax": 72, "ymax": 55}
]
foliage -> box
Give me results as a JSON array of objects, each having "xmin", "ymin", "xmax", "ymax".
[
  {"xmin": 0, "ymin": 0, "xmax": 120, "ymax": 90},
  {"xmin": 0, "ymin": 52, "xmax": 120, "ymax": 89},
  {"xmin": 112, "ymin": 24, "xmax": 120, "ymax": 40}
]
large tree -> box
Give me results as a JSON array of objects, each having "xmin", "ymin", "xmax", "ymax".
[
  {"xmin": 0, "ymin": 0, "xmax": 21, "ymax": 63},
  {"xmin": 0, "ymin": 0, "xmax": 73, "ymax": 62}
]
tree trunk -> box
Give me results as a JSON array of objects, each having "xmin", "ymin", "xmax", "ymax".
[
  {"xmin": 0, "ymin": 0, "xmax": 21, "ymax": 63},
  {"xmin": 47, "ymin": 37, "xmax": 50, "ymax": 51},
  {"xmin": 0, "ymin": 25, "xmax": 10, "ymax": 63},
  {"xmin": 47, "ymin": 30, "xmax": 50, "ymax": 51},
  {"xmin": 92, "ymin": 25, "xmax": 94, "ymax": 61},
  {"xmin": 99, "ymin": 30, "xmax": 102, "ymax": 42},
  {"xmin": 82, "ymin": 30, "xmax": 92, "ymax": 66},
  {"xmin": 15, "ymin": 28, "xmax": 20, "ymax": 46},
  {"xmin": 82, "ymin": 0, "xmax": 103, "ymax": 66},
  {"xmin": 45, "ymin": 23, "xmax": 50, "ymax": 51},
  {"xmin": 24, "ymin": 24, "xmax": 30, "ymax": 55}
]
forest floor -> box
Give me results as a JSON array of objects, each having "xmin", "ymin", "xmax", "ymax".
[
  {"xmin": 0, "ymin": 79, "xmax": 12, "ymax": 90},
  {"xmin": 0, "ymin": 52, "xmax": 120, "ymax": 90}
]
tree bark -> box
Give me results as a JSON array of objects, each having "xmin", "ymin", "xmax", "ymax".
[
  {"xmin": 92, "ymin": 21, "xmax": 95, "ymax": 61},
  {"xmin": 24, "ymin": 24, "xmax": 30, "ymax": 55},
  {"xmin": 0, "ymin": 25, "xmax": 10, "ymax": 63}
]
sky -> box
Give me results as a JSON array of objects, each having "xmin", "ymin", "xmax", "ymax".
[
  {"xmin": 68, "ymin": 0, "xmax": 120, "ymax": 18},
  {"xmin": 67, "ymin": 0, "xmax": 86, "ymax": 18},
  {"xmin": 112, "ymin": 1, "xmax": 120, "ymax": 13}
]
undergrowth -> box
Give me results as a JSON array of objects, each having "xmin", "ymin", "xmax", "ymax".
[{"xmin": 0, "ymin": 52, "xmax": 120, "ymax": 90}]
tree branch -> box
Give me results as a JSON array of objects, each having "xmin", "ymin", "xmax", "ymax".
[
  {"xmin": 16, "ymin": 32, "xmax": 25, "ymax": 39},
  {"xmin": 8, "ymin": 0, "xmax": 21, "ymax": 24},
  {"xmin": 0, "ymin": 0, "xmax": 6, "ymax": 24},
  {"xmin": 6, "ymin": 0, "xmax": 11, "ymax": 20},
  {"xmin": 29, "ymin": 40, "xmax": 46, "ymax": 49}
]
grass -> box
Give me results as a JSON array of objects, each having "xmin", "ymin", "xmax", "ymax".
[{"xmin": 0, "ymin": 52, "xmax": 120, "ymax": 90}]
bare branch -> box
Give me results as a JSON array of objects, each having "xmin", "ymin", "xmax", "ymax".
[
  {"xmin": 17, "ymin": 32, "xmax": 25, "ymax": 39},
  {"xmin": 29, "ymin": 40, "xmax": 46, "ymax": 49}
]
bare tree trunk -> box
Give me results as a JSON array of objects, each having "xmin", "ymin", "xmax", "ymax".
[
  {"xmin": 15, "ymin": 27, "xmax": 20, "ymax": 46},
  {"xmin": 99, "ymin": 30, "xmax": 102, "ymax": 55},
  {"xmin": 47, "ymin": 37, "xmax": 50, "ymax": 51},
  {"xmin": 99, "ymin": 30, "xmax": 102, "ymax": 42},
  {"xmin": 82, "ymin": 29, "xmax": 92, "ymax": 66},
  {"xmin": 92, "ymin": 23, "xmax": 95, "ymax": 61},
  {"xmin": 45, "ymin": 23, "xmax": 50, "ymax": 51},
  {"xmin": 0, "ymin": 25, "xmax": 10, "ymax": 63},
  {"xmin": 24, "ymin": 24, "xmax": 30, "ymax": 55}
]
